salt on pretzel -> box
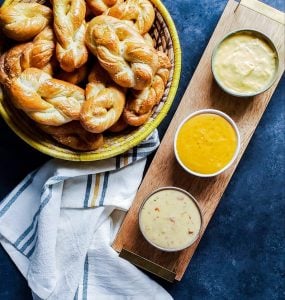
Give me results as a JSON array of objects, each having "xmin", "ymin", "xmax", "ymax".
[
  {"xmin": 0, "ymin": 3, "xmax": 52, "ymax": 41},
  {"xmin": 0, "ymin": 26, "xmax": 55, "ymax": 87},
  {"xmin": 39, "ymin": 121, "xmax": 104, "ymax": 151},
  {"xmin": 86, "ymin": 0, "xmax": 123, "ymax": 16},
  {"xmin": 123, "ymin": 50, "xmax": 171, "ymax": 126},
  {"xmin": 9, "ymin": 68, "xmax": 85, "ymax": 126},
  {"xmin": 105, "ymin": 0, "xmax": 155, "ymax": 35},
  {"xmin": 80, "ymin": 62, "xmax": 126, "ymax": 133},
  {"xmin": 53, "ymin": 0, "xmax": 88, "ymax": 72},
  {"xmin": 85, "ymin": 15, "xmax": 159, "ymax": 90}
]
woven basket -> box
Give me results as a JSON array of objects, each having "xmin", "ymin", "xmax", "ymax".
[{"xmin": 0, "ymin": 0, "xmax": 181, "ymax": 161}]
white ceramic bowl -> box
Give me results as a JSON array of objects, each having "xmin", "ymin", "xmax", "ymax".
[
  {"xmin": 174, "ymin": 109, "xmax": 241, "ymax": 177},
  {"xmin": 138, "ymin": 187, "xmax": 203, "ymax": 252}
]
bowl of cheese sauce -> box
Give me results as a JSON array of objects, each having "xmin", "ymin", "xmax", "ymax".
[
  {"xmin": 212, "ymin": 29, "xmax": 279, "ymax": 97},
  {"xmin": 174, "ymin": 109, "xmax": 240, "ymax": 177},
  {"xmin": 139, "ymin": 187, "xmax": 202, "ymax": 252}
]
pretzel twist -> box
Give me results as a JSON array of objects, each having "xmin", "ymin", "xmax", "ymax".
[
  {"xmin": 0, "ymin": 3, "xmax": 52, "ymax": 41},
  {"xmin": 85, "ymin": 16, "xmax": 159, "ymax": 90},
  {"xmin": 39, "ymin": 121, "xmax": 104, "ymax": 151},
  {"xmin": 123, "ymin": 51, "xmax": 171, "ymax": 126},
  {"xmin": 80, "ymin": 62, "xmax": 126, "ymax": 133},
  {"xmin": 86, "ymin": 0, "xmax": 123, "ymax": 16},
  {"xmin": 105, "ymin": 0, "xmax": 155, "ymax": 35},
  {"xmin": 9, "ymin": 68, "xmax": 85, "ymax": 126},
  {"xmin": 57, "ymin": 65, "xmax": 88, "ymax": 84},
  {"xmin": 53, "ymin": 0, "xmax": 88, "ymax": 72},
  {"xmin": 0, "ymin": 26, "xmax": 55, "ymax": 87}
]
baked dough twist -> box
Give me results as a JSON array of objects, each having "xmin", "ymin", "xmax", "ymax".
[
  {"xmin": 105, "ymin": 0, "xmax": 155, "ymax": 35},
  {"xmin": 0, "ymin": 26, "xmax": 55, "ymax": 87},
  {"xmin": 0, "ymin": 3, "xmax": 52, "ymax": 41},
  {"xmin": 53, "ymin": 0, "xmax": 88, "ymax": 72},
  {"xmin": 86, "ymin": 0, "xmax": 123, "ymax": 16},
  {"xmin": 85, "ymin": 16, "xmax": 159, "ymax": 90},
  {"xmin": 9, "ymin": 68, "xmax": 85, "ymax": 126},
  {"xmin": 39, "ymin": 121, "xmax": 104, "ymax": 151},
  {"xmin": 123, "ymin": 51, "xmax": 171, "ymax": 126},
  {"xmin": 80, "ymin": 62, "xmax": 126, "ymax": 133},
  {"xmin": 57, "ymin": 65, "xmax": 88, "ymax": 84}
]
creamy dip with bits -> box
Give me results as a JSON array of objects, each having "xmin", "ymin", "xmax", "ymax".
[
  {"xmin": 139, "ymin": 189, "xmax": 202, "ymax": 250},
  {"xmin": 213, "ymin": 31, "xmax": 278, "ymax": 94}
]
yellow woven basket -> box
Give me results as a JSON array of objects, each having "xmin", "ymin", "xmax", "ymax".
[{"xmin": 0, "ymin": 0, "xmax": 181, "ymax": 161}]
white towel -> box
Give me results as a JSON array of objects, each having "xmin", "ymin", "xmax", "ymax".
[{"xmin": 0, "ymin": 130, "xmax": 172, "ymax": 300}]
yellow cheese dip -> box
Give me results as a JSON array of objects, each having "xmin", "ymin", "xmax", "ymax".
[
  {"xmin": 139, "ymin": 188, "xmax": 202, "ymax": 251},
  {"xmin": 176, "ymin": 113, "xmax": 238, "ymax": 175},
  {"xmin": 213, "ymin": 31, "xmax": 278, "ymax": 95}
]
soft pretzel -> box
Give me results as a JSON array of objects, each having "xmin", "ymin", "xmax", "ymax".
[
  {"xmin": 0, "ymin": 26, "xmax": 55, "ymax": 87},
  {"xmin": 53, "ymin": 0, "xmax": 88, "ymax": 72},
  {"xmin": 86, "ymin": 0, "xmax": 123, "ymax": 16},
  {"xmin": 80, "ymin": 62, "xmax": 126, "ymax": 133},
  {"xmin": 105, "ymin": 0, "xmax": 155, "ymax": 35},
  {"xmin": 85, "ymin": 15, "xmax": 159, "ymax": 90},
  {"xmin": 123, "ymin": 51, "xmax": 171, "ymax": 126},
  {"xmin": 57, "ymin": 65, "xmax": 88, "ymax": 85},
  {"xmin": 108, "ymin": 115, "xmax": 129, "ymax": 132},
  {"xmin": 9, "ymin": 68, "xmax": 85, "ymax": 126},
  {"xmin": 0, "ymin": 3, "xmax": 52, "ymax": 41},
  {"xmin": 39, "ymin": 121, "xmax": 104, "ymax": 151}
]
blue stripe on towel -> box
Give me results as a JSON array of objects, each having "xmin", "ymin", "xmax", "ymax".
[
  {"xmin": 26, "ymin": 236, "xmax": 38, "ymax": 258},
  {"xmin": 14, "ymin": 187, "xmax": 53, "ymax": 249},
  {"xmin": 82, "ymin": 255, "xmax": 89, "ymax": 300},
  {"xmin": 83, "ymin": 175, "xmax": 92, "ymax": 208},
  {"xmin": 74, "ymin": 288, "xmax": 79, "ymax": 300},
  {"xmin": 132, "ymin": 147, "xmax": 137, "ymax": 162},
  {"xmin": 0, "ymin": 169, "xmax": 38, "ymax": 218},
  {"xmin": 99, "ymin": 172, "xmax": 109, "ymax": 206},
  {"xmin": 116, "ymin": 156, "xmax": 120, "ymax": 169},
  {"xmin": 19, "ymin": 221, "xmax": 39, "ymax": 253}
]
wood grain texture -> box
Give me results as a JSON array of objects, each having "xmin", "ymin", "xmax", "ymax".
[{"xmin": 112, "ymin": 0, "xmax": 285, "ymax": 281}]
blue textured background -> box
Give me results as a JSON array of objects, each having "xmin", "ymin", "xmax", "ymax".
[{"xmin": 0, "ymin": 0, "xmax": 284, "ymax": 299}]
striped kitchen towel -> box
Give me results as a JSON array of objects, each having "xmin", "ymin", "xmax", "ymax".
[{"xmin": 0, "ymin": 130, "xmax": 172, "ymax": 300}]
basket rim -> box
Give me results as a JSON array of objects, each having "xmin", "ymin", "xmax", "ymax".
[{"xmin": 0, "ymin": 0, "xmax": 182, "ymax": 161}]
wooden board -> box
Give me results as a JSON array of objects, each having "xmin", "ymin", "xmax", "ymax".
[{"xmin": 112, "ymin": 0, "xmax": 285, "ymax": 282}]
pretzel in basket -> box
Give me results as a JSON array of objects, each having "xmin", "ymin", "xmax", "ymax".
[
  {"xmin": 53, "ymin": 0, "xmax": 88, "ymax": 72},
  {"xmin": 85, "ymin": 15, "xmax": 160, "ymax": 90},
  {"xmin": 9, "ymin": 68, "xmax": 85, "ymax": 126},
  {"xmin": 39, "ymin": 121, "xmax": 104, "ymax": 151},
  {"xmin": 0, "ymin": 26, "xmax": 55, "ymax": 87},
  {"xmin": 86, "ymin": 0, "xmax": 123, "ymax": 16},
  {"xmin": 0, "ymin": 3, "xmax": 52, "ymax": 41},
  {"xmin": 105, "ymin": 0, "xmax": 155, "ymax": 35},
  {"xmin": 123, "ymin": 51, "xmax": 171, "ymax": 126},
  {"xmin": 80, "ymin": 62, "xmax": 126, "ymax": 133},
  {"xmin": 57, "ymin": 65, "xmax": 89, "ymax": 85}
]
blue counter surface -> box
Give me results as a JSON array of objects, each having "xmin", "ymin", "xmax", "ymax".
[{"xmin": 0, "ymin": 0, "xmax": 284, "ymax": 299}]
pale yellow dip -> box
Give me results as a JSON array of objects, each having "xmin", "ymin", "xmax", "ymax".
[
  {"xmin": 139, "ymin": 189, "xmax": 202, "ymax": 250},
  {"xmin": 213, "ymin": 32, "xmax": 278, "ymax": 94}
]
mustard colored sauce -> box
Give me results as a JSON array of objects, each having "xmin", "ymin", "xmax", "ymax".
[
  {"xmin": 176, "ymin": 114, "xmax": 237, "ymax": 175},
  {"xmin": 213, "ymin": 32, "xmax": 277, "ymax": 94},
  {"xmin": 140, "ymin": 189, "xmax": 201, "ymax": 250}
]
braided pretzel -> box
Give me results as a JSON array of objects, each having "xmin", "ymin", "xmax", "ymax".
[
  {"xmin": 80, "ymin": 62, "xmax": 126, "ymax": 133},
  {"xmin": 123, "ymin": 51, "xmax": 171, "ymax": 126},
  {"xmin": 57, "ymin": 65, "xmax": 88, "ymax": 84},
  {"xmin": 86, "ymin": 0, "xmax": 123, "ymax": 16},
  {"xmin": 53, "ymin": 0, "xmax": 88, "ymax": 72},
  {"xmin": 105, "ymin": 0, "xmax": 155, "ymax": 35},
  {"xmin": 39, "ymin": 121, "xmax": 104, "ymax": 151},
  {"xmin": 9, "ymin": 68, "xmax": 85, "ymax": 126},
  {"xmin": 108, "ymin": 115, "xmax": 128, "ymax": 132},
  {"xmin": 0, "ymin": 26, "xmax": 55, "ymax": 87},
  {"xmin": 85, "ymin": 16, "xmax": 159, "ymax": 90},
  {"xmin": 0, "ymin": 3, "xmax": 52, "ymax": 41}
]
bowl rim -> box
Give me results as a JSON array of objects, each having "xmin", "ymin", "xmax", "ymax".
[
  {"xmin": 138, "ymin": 186, "xmax": 203, "ymax": 252},
  {"xmin": 0, "ymin": 0, "xmax": 182, "ymax": 161},
  {"xmin": 211, "ymin": 28, "xmax": 280, "ymax": 98},
  {"xmin": 174, "ymin": 109, "xmax": 241, "ymax": 177}
]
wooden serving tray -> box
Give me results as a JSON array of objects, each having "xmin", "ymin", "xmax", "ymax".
[{"xmin": 112, "ymin": 0, "xmax": 285, "ymax": 282}]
